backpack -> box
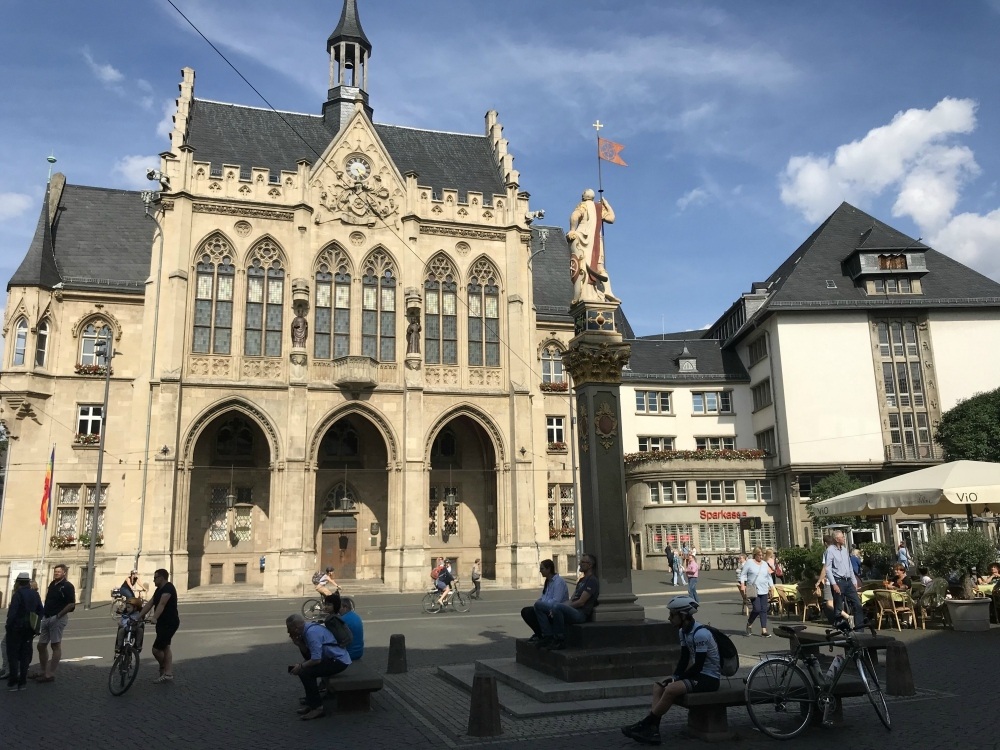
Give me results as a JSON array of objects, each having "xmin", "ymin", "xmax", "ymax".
[
  {"xmin": 322, "ymin": 615, "xmax": 354, "ymax": 648},
  {"xmin": 431, "ymin": 565, "xmax": 443, "ymax": 581},
  {"xmin": 311, "ymin": 572, "xmax": 323, "ymax": 585},
  {"xmin": 694, "ymin": 624, "xmax": 739, "ymax": 677},
  {"xmin": 15, "ymin": 589, "xmax": 41, "ymax": 635}
]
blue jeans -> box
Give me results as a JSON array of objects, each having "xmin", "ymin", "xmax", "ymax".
[
  {"xmin": 532, "ymin": 601, "xmax": 556, "ymax": 636},
  {"xmin": 298, "ymin": 659, "xmax": 349, "ymax": 708},
  {"xmin": 551, "ymin": 603, "xmax": 588, "ymax": 639},
  {"xmin": 687, "ymin": 577, "xmax": 699, "ymax": 603},
  {"xmin": 832, "ymin": 577, "xmax": 865, "ymax": 628},
  {"xmin": 747, "ymin": 593, "xmax": 768, "ymax": 629}
]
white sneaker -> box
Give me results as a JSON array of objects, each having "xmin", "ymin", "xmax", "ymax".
[{"xmin": 152, "ymin": 674, "xmax": 174, "ymax": 684}]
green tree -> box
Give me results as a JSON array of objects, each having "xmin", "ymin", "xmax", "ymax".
[
  {"xmin": 935, "ymin": 387, "xmax": 1000, "ymax": 461},
  {"xmin": 805, "ymin": 470, "xmax": 874, "ymax": 529}
]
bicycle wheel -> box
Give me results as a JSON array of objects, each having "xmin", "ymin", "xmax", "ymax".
[
  {"xmin": 302, "ymin": 598, "xmax": 324, "ymax": 621},
  {"xmin": 452, "ymin": 591, "xmax": 470, "ymax": 613},
  {"xmin": 108, "ymin": 649, "xmax": 140, "ymax": 696},
  {"xmin": 855, "ymin": 651, "xmax": 891, "ymax": 730},
  {"xmin": 745, "ymin": 657, "xmax": 816, "ymax": 739},
  {"xmin": 422, "ymin": 592, "xmax": 441, "ymax": 613}
]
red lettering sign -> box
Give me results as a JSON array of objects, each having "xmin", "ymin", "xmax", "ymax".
[{"xmin": 699, "ymin": 510, "xmax": 749, "ymax": 521}]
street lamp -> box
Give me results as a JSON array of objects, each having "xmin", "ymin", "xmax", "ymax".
[{"xmin": 83, "ymin": 329, "xmax": 114, "ymax": 609}]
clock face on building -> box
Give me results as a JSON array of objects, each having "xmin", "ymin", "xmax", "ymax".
[{"xmin": 345, "ymin": 156, "xmax": 371, "ymax": 181}]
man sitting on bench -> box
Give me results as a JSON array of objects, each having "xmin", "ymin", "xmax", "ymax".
[{"xmin": 621, "ymin": 595, "xmax": 720, "ymax": 746}]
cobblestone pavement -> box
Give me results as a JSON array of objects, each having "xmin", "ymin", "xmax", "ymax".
[{"xmin": 3, "ymin": 569, "xmax": 999, "ymax": 749}]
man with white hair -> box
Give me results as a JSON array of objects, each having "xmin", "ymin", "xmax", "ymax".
[{"xmin": 825, "ymin": 531, "xmax": 865, "ymax": 629}]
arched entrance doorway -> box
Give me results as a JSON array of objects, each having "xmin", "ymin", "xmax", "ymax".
[
  {"xmin": 187, "ymin": 412, "xmax": 272, "ymax": 589},
  {"xmin": 314, "ymin": 416, "xmax": 389, "ymax": 581},
  {"xmin": 428, "ymin": 415, "xmax": 498, "ymax": 580}
]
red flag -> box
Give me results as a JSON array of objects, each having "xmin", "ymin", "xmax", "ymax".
[
  {"xmin": 40, "ymin": 446, "xmax": 54, "ymax": 526},
  {"xmin": 598, "ymin": 137, "xmax": 627, "ymax": 166}
]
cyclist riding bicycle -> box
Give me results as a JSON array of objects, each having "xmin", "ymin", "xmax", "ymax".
[
  {"xmin": 315, "ymin": 567, "xmax": 339, "ymax": 598},
  {"xmin": 435, "ymin": 559, "xmax": 456, "ymax": 608}
]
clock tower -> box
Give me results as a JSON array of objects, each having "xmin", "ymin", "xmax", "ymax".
[{"xmin": 324, "ymin": 0, "xmax": 374, "ymax": 133}]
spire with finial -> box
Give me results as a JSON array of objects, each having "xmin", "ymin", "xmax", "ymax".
[{"xmin": 324, "ymin": 0, "xmax": 373, "ymax": 131}]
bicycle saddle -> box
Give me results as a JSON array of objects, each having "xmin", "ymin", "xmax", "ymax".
[{"xmin": 775, "ymin": 624, "xmax": 807, "ymax": 635}]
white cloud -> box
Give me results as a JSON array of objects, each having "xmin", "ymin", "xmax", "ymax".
[
  {"xmin": 0, "ymin": 192, "xmax": 34, "ymax": 222},
  {"xmin": 112, "ymin": 155, "xmax": 161, "ymax": 190},
  {"xmin": 676, "ymin": 187, "xmax": 709, "ymax": 211},
  {"xmin": 928, "ymin": 209, "xmax": 1000, "ymax": 278},
  {"xmin": 156, "ymin": 99, "xmax": 176, "ymax": 139},
  {"xmin": 82, "ymin": 47, "xmax": 124, "ymax": 85},
  {"xmin": 780, "ymin": 98, "xmax": 978, "ymax": 223}
]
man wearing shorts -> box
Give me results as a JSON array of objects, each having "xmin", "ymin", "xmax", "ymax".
[
  {"xmin": 34, "ymin": 563, "xmax": 76, "ymax": 683},
  {"xmin": 621, "ymin": 595, "xmax": 720, "ymax": 745},
  {"xmin": 139, "ymin": 569, "xmax": 179, "ymax": 684}
]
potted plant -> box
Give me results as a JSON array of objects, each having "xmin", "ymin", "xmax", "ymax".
[{"xmin": 922, "ymin": 529, "xmax": 996, "ymax": 631}]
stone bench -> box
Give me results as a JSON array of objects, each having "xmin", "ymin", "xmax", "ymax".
[
  {"xmin": 325, "ymin": 661, "xmax": 383, "ymax": 711},
  {"xmin": 675, "ymin": 677, "xmax": 866, "ymax": 742}
]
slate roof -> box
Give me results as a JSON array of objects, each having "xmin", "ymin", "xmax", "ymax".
[
  {"xmin": 623, "ymin": 338, "xmax": 749, "ymax": 382},
  {"xmin": 711, "ymin": 202, "xmax": 1000, "ymax": 343},
  {"xmin": 8, "ymin": 183, "xmax": 152, "ymax": 293},
  {"xmin": 529, "ymin": 224, "xmax": 634, "ymax": 339},
  {"xmin": 184, "ymin": 100, "xmax": 506, "ymax": 203},
  {"xmin": 329, "ymin": 0, "xmax": 371, "ymax": 51},
  {"xmin": 637, "ymin": 329, "xmax": 708, "ymax": 341}
]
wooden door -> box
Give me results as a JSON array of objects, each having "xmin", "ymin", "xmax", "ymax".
[{"xmin": 322, "ymin": 529, "xmax": 357, "ymax": 579}]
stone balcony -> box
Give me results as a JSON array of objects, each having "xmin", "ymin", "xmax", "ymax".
[{"xmin": 329, "ymin": 356, "xmax": 379, "ymax": 391}]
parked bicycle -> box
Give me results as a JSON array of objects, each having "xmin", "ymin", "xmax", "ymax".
[
  {"xmin": 743, "ymin": 621, "xmax": 889, "ymax": 739},
  {"xmin": 108, "ymin": 609, "xmax": 149, "ymax": 696},
  {"xmin": 717, "ymin": 554, "xmax": 741, "ymax": 571},
  {"xmin": 422, "ymin": 584, "xmax": 469, "ymax": 614}
]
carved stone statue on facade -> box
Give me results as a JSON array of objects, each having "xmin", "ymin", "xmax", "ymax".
[
  {"xmin": 291, "ymin": 314, "xmax": 308, "ymax": 348},
  {"xmin": 406, "ymin": 313, "xmax": 422, "ymax": 355},
  {"xmin": 568, "ymin": 188, "xmax": 619, "ymax": 304}
]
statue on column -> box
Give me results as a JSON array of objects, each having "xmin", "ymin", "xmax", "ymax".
[
  {"xmin": 406, "ymin": 311, "xmax": 422, "ymax": 355},
  {"xmin": 291, "ymin": 314, "xmax": 308, "ymax": 348},
  {"xmin": 568, "ymin": 188, "xmax": 619, "ymax": 304}
]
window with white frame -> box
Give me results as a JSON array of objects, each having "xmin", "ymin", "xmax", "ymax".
[
  {"xmin": 12, "ymin": 317, "xmax": 27, "ymax": 366},
  {"xmin": 697, "ymin": 523, "xmax": 742, "ymax": 552},
  {"xmin": 695, "ymin": 480, "xmax": 737, "ymax": 504},
  {"xmin": 638, "ymin": 436, "xmax": 674, "ymax": 452},
  {"xmin": 748, "ymin": 335, "xmax": 767, "ymax": 365},
  {"xmin": 755, "ymin": 428, "xmax": 776, "ymax": 456},
  {"xmin": 80, "ymin": 323, "xmax": 112, "ymax": 366},
  {"xmin": 695, "ymin": 436, "xmax": 735, "ymax": 451},
  {"xmin": 748, "ymin": 522, "xmax": 778, "ymax": 551},
  {"xmin": 744, "ymin": 479, "xmax": 773, "ymax": 503},
  {"xmin": 77, "ymin": 404, "xmax": 103, "ymax": 442},
  {"xmin": 541, "ymin": 344, "xmax": 565, "ymax": 383},
  {"xmin": 647, "ymin": 481, "xmax": 687, "ymax": 504},
  {"xmin": 635, "ymin": 390, "xmax": 671, "ymax": 414},
  {"xmin": 875, "ymin": 318, "xmax": 933, "ymax": 459},
  {"xmin": 192, "ymin": 235, "xmax": 235, "ymax": 354},
  {"xmin": 692, "ymin": 391, "xmax": 732, "ymax": 414},
  {"xmin": 34, "ymin": 320, "xmax": 49, "ymax": 367},
  {"xmin": 751, "ymin": 379, "xmax": 772, "ymax": 411},
  {"xmin": 646, "ymin": 523, "xmax": 693, "ymax": 554},
  {"xmin": 546, "ymin": 416, "xmax": 566, "ymax": 446}
]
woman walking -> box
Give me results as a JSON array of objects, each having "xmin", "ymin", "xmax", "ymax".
[
  {"xmin": 470, "ymin": 559, "xmax": 482, "ymax": 600},
  {"xmin": 739, "ymin": 547, "xmax": 774, "ymax": 638},
  {"xmin": 684, "ymin": 552, "xmax": 700, "ymax": 603}
]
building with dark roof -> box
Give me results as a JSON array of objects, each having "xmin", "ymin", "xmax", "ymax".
[{"xmin": 1, "ymin": 0, "xmax": 584, "ymax": 595}]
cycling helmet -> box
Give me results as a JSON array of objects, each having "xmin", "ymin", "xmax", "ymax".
[{"xmin": 667, "ymin": 595, "xmax": 699, "ymax": 616}]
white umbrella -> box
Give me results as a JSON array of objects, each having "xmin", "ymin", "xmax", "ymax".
[{"xmin": 809, "ymin": 460, "xmax": 1000, "ymax": 518}]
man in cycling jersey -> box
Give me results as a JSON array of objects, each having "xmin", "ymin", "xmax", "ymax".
[{"xmin": 621, "ymin": 595, "xmax": 720, "ymax": 745}]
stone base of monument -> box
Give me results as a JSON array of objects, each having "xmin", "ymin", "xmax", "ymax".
[{"xmin": 515, "ymin": 620, "xmax": 680, "ymax": 682}]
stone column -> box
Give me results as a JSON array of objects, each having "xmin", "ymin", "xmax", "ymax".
[{"xmin": 561, "ymin": 300, "xmax": 643, "ymax": 621}]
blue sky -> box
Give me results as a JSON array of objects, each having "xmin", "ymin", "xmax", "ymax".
[{"xmin": 2, "ymin": 1, "xmax": 1000, "ymax": 336}]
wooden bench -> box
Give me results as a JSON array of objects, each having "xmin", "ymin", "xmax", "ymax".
[
  {"xmin": 325, "ymin": 661, "xmax": 383, "ymax": 711},
  {"xmin": 675, "ymin": 676, "xmax": 866, "ymax": 742}
]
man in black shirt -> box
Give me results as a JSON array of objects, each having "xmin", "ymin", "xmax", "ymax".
[
  {"xmin": 139, "ymin": 569, "xmax": 179, "ymax": 684},
  {"xmin": 34, "ymin": 563, "xmax": 76, "ymax": 682}
]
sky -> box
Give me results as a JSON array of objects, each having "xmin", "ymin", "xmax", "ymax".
[{"xmin": 2, "ymin": 0, "xmax": 1000, "ymax": 337}]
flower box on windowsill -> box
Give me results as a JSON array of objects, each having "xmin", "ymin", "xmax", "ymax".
[
  {"xmin": 75, "ymin": 364, "xmax": 113, "ymax": 376},
  {"xmin": 50, "ymin": 534, "xmax": 76, "ymax": 549},
  {"xmin": 540, "ymin": 381, "xmax": 569, "ymax": 392},
  {"xmin": 549, "ymin": 528, "xmax": 576, "ymax": 540},
  {"xmin": 79, "ymin": 534, "xmax": 104, "ymax": 547},
  {"xmin": 74, "ymin": 433, "xmax": 101, "ymax": 446},
  {"xmin": 547, "ymin": 441, "xmax": 567, "ymax": 452}
]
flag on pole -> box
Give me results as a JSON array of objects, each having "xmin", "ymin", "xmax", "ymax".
[
  {"xmin": 40, "ymin": 446, "xmax": 54, "ymax": 526},
  {"xmin": 598, "ymin": 137, "xmax": 627, "ymax": 166}
]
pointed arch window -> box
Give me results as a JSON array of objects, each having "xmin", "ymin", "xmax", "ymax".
[
  {"xmin": 193, "ymin": 236, "xmax": 235, "ymax": 354},
  {"xmin": 80, "ymin": 323, "xmax": 112, "ymax": 366},
  {"xmin": 468, "ymin": 259, "xmax": 500, "ymax": 367},
  {"xmin": 321, "ymin": 419, "xmax": 360, "ymax": 458},
  {"xmin": 361, "ymin": 250, "xmax": 397, "ymax": 362},
  {"xmin": 315, "ymin": 246, "xmax": 351, "ymax": 359},
  {"xmin": 12, "ymin": 317, "xmax": 28, "ymax": 366},
  {"xmin": 324, "ymin": 483, "xmax": 358, "ymax": 513},
  {"xmin": 425, "ymin": 256, "xmax": 457, "ymax": 365},
  {"xmin": 35, "ymin": 320, "xmax": 49, "ymax": 368},
  {"xmin": 541, "ymin": 344, "xmax": 565, "ymax": 383},
  {"xmin": 245, "ymin": 241, "xmax": 285, "ymax": 358},
  {"xmin": 215, "ymin": 416, "xmax": 254, "ymax": 460}
]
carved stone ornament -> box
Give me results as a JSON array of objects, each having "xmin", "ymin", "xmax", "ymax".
[
  {"xmin": 420, "ymin": 225, "xmax": 506, "ymax": 242},
  {"xmin": 577, "ymin": 399, "xmax": 589, "ymax": 454},
  {"xmin": 313, "ymin": 175, "xmax": 400, "ymax": 228},
  {"xmin": 561, "ymin": 342, "xmax": 631, "ymax": 385},
  {"xmin": 594, "ymin": 399, "xmax": 618, "ymax": 452},
  {"xmin": 193, "ymin": 203, "xmax": 294, "ymax": 221}
]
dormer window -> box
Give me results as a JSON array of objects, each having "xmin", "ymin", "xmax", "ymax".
[{"xmin": 878, "ymin": 254, "xmax": 907, "ymax": 270}]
